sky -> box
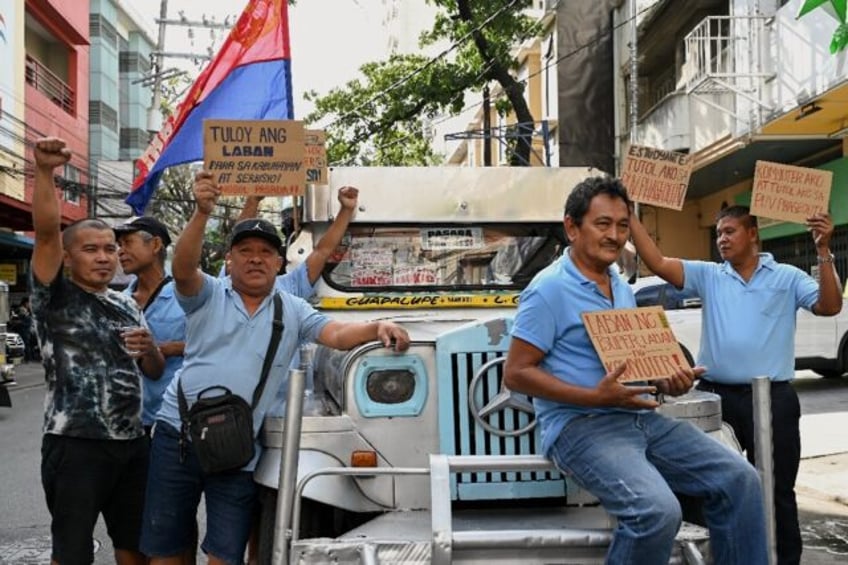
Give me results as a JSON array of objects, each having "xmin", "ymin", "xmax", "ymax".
[{"xmin": 135, "ymin": 0, "xmax": 389, "ymax": 118}]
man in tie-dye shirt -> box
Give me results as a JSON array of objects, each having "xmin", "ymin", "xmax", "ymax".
[{"xmin": 30, "ymin": 137, "xmax": 165, "ymax": 565}]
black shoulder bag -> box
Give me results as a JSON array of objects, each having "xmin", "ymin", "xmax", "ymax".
[{"xmin": 178, "ymin": 293, "xmax": 283, "ymax": 474}]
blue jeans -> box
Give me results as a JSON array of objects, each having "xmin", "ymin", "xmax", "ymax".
[
  {"xmin": 140, "ymin": 423, "xmax": 257, "ymax": 565},
  {"xmin": 548, "ymin": 411, "xmax": 768, "ymax": 565}
]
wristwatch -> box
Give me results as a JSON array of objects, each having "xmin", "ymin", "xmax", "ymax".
[{"xmin": 817, "ymin": 252, "xmax": 835, "ymax": 264}]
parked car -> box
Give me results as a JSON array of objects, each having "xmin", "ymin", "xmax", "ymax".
[
  {"xmin": 5, "ymin": 332, "xmax": 25, "ymax": 362},
  {"xmin": 632, "ymin": 276, "xmax": 702, "ymax": 310},
  {"xmin": 629, "ymin": 276, "xmax": 701, "ymax": 366},
  {"xmin": 631, "ymin": 275, "xmax": 848, "ymax": 379}
]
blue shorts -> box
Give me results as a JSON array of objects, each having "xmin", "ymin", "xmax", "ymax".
[{"xmin": 140, "ymin": 422, "xmax": 257, "ymax": 565}]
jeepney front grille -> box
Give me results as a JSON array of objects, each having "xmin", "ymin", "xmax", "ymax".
[{"xmin": 449, "ymin": 351, "xmax": 561, "ymax": 488}]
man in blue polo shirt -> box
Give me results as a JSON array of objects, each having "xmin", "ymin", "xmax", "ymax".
[
  {"xmin": 504, "ymin": 177, "xmax": 767, "ymax": 565},
  {"xmin": 630, "ymin": 204, "xmax": 842, "ymax": 565},
  {"xmin": 140, "ymin": 171, "xmax": 409, "ymax": 565},
  {"xmin": 115, "ymin": 216, "xmax": 183, "ymax": 437}
]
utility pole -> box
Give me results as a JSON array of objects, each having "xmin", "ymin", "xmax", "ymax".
[
  {"xmin": 629, "ymin": 0, "xmax": 641, "ymax": 278},
  {"xmin": 148, "ymin": 0, "xmax": 169, "ymax": 134},
  {"xmin": 145, "ymin": 2, "xmax": 234, "ymax": 134},
  {"xmin": 483, "ymin": 85, "xmax": 492, "ymax": 166},
  {"xmin": 629, "ymin": 0, "xmax": 638, "ymax": 145}
]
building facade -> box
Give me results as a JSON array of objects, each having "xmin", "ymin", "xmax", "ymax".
[
  {"xmin": 614, "ymin": 0, "xmax": 848, "ymax": 277},
  {"xmin": 89, "ymin": 0, "xmax": 155, "ymax": 220},
  {"xmin": 435, "ymin": 0, "xmax": 562, "ymax": 168},
  {"xmin": 0, "ymin": 0, "xmax": 89, "ymax": 299}
]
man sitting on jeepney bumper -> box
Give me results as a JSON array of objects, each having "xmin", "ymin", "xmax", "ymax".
[{"xmin": 503, "ymin": 176, "xmax": 768, "ymax": 565}]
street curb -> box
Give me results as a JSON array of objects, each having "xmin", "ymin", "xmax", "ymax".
[{"xmin": 796, "ymin": 484, "xmax": 848, "ymax": 508}]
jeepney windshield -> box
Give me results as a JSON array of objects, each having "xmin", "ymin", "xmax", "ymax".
[{"xmin": 323, "ymin": 224, "xmax": 566, "ymax": 292}]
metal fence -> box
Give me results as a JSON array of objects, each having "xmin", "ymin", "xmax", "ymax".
[{"xmin": 761, "ymin": 225, "xmax": 848, "ymax": 281}]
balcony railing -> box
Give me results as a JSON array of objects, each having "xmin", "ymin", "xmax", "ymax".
[
  {"xmin": 683, "ymin": 15, "xmax": 771, "ymax": 91},
  {"xmin": 25, "ymin": 55, "xmax": 75, "ymax": 115}
]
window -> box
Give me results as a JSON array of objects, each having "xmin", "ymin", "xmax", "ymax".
[
  {"xmin": 62, "ymin": 164, "xmax": 81, "ymax": 204},
  {"xmin": 89, "ymin": 14, "xmax": 118, "ymax": 50},
  {"xmin": 89, "ymin": 101, "xmax": 118, "ymax": 132},
  {"xmin": 322, "ymin": 224, "xmax": 567, "ymax": 292},
  {"xmin": 120, "ymin": 52, "xmax": 151, "ymax": 74}
]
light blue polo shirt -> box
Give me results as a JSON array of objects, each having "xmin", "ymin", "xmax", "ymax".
[
  {"xmin": 217, "ymin": 262, "xmax": 318, "ymax": 415},
  {"xmin": 126, "ymin": 279, "xmax": 187, "ymax": 425},
  {"xmin": 275, "ymin": 262, "xmax": 314, "ymax": 298},
  {"xmin": 156, "ymin": 273, "xmax": 329, "ymax": 470},
  {"xmin": 512, "ymin": 251, "xmax": 639, "ymax": 456},
  {"xmin": 683, "ymin": 253, "xmax": 818, "ymax": 384}
]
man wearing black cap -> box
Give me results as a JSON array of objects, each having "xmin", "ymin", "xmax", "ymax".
[
  {"xmin": 114, "ymin": 217, "xmax": 185, "ymax": 437},
  {"xmin": 140, "ymin": 172, "xmax": 410, "ymax": 565}
]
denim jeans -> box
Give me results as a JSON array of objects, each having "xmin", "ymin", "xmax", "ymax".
[
  {"xmin": 548, "ymin": 411, "xmax": 768, "ymax": 565},
  {"xmin": 140, "ymin": 423, "xmax": 257, "ymax": 565}
]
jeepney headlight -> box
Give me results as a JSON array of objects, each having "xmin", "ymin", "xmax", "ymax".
[
  {"xmin": 355, "ymin": 354, "xmax": 428, "ymax": 418},
  {"xmin": 367, "ymin": 370, "xmax": 415, "ymax": 404}
]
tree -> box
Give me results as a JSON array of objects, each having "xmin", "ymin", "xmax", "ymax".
[{"xmin": 305, "ymin": 0, "xmax": 541, "ymax": 166}]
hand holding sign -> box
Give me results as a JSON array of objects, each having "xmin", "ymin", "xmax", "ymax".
[
  {"xmin": 596, "ymin": 363, "xmax": 660, "ymax": 409},
  {"xmin": 806, "ymin": 212, "xmax": 834, "ymax": 249},
  {"xmin": 193, "ymin": 171, "xmax": 220, "ymax": 215},
  {"xmin": 656, "ymin": 365, "xmax": 705, "ymax": 396}
]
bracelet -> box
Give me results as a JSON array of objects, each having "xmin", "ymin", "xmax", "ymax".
[{"xmin": 817, "ymin": 252, "xmax": 835, "ymax": 264}]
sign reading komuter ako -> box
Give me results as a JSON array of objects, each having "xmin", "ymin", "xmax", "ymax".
[
  {"xmin": 204, "ymin": 119, "xmax": 306, "ymax": 197},
  {"xmin": 750, "ymin": 160, "xmax": 832, "ymax": 224},
  {"xmin": 582, "ymin": 305, "xmax": 691, "ymax": 382}
]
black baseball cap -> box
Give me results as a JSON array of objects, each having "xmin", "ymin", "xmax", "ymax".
[
  {"xmin": 230, "ymin": 218, "xmax": 282, "ymax": 251},
  {"xmin": 113, "ymin": 216, "xmax": 172, "ymax": 247}
]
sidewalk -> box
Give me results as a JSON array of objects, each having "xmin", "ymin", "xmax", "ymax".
[{"xmin": 797, "ymin": 452, "xmax": 848, "ymax": 508}]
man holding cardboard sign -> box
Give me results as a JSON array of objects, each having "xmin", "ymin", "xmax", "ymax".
[
  {"xmin": 504, "ymin": 177, "xmax": 767, "ymax": 565},
  {"xmin": 630, "ymin": 203, "xmax": 842, "ymax": 565}
]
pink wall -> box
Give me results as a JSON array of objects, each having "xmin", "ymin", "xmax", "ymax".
[{"xmin": 25, "ymin": 0, "xmax": 90, "ymax": 224}]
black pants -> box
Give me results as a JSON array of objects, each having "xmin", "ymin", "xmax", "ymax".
[{"xmin": 697, "ymin": 379, "xmax": 801, "ymax": 565}]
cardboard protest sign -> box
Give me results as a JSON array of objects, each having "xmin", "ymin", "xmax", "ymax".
[
  {"xmin": 204, "ymin": 119, "xmax": 306, "ymax": 196},
  {"xmin": 582, "ymin": 306, "xmax": 690, "ymax": 382},
  {"xmin": 750, "ymin": 161, "xmax": 832, "ymax": 224},
  {"xmin": 620, "ymin": 145, "xmax": 692, "ymax": 210},
  {"xmin": 304, "ymin": 130, "xmax": 328, "ymax": 185}
]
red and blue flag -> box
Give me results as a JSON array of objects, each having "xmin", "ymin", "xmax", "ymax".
[{"xmin": 127, "ymin": 0, "xmax": 293, "ymax": 214}]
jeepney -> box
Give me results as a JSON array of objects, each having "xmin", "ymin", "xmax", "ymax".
[{"xmin": 254, "ymin": 167, "xmax": 730, "ymax": 564}]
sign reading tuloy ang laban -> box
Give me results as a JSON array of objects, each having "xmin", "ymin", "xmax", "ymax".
[{"xmin": 204, "ymin": 119, "xmax": 305, "ymax": 197}]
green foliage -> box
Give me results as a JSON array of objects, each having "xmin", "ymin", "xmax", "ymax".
[
  {"xmin": 798, "ymin": 0, "xmax": 848, "ymax": 53},
  {"xmin": 305, "ymin": 0, "xmax": 541, "ymax": 166}
]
